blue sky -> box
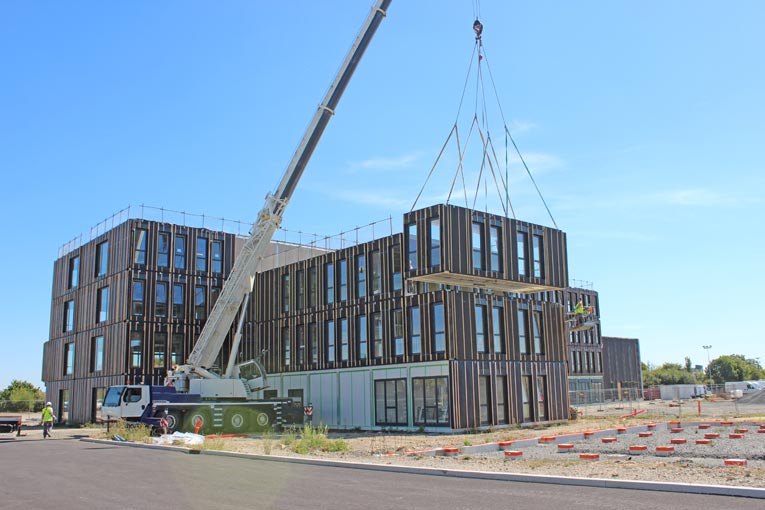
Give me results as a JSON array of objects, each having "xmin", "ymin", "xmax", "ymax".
[{"xmin": 1, "ymin": 1, "xmax": 763, "ymax": 390}]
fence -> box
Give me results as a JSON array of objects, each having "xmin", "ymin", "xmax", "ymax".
[{"xmin": 569, "ymin": 387, "xmax": 643, "ymax": 406}]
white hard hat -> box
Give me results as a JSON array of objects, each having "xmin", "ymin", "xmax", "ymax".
[{"xmin": 46, "ymin": 402, "xmax": 52, "ymax": 406}]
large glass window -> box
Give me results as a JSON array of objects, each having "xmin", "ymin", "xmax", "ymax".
[
  {"xmin": 283, "ymin": 327, "xmax": 291, "ymax": 367},
  {"xmin": 479, "ymin": 376, "xmax": 490, "ymax": 425},
  {"xmin": 413, "ymin": 377, "xmax": 449, "ymax": 426},
  {"xmin": 339, "ymin": 259, "xmax": 347, "ymax": 302},
  {"xmin": 154, "ymin": 333, "xmax": 166, "ymax": 369},
  {"xmin": 131, "ymin": 280, "xmax": 143, "ymax": 317},
  {"xmin": 297, "ymin": 325, "xmax": 305, "ymax": 364},
  {"xmin": 95, "ymin": 241, "xmax": 109, "ymax": 277},
  {"xmin": 281, "ymin": 274, "xmax": 290, "ymax": 313},
  {"xmin": 492, "ymin": 306, "xmax": 504, "ymax": 353},
  {"xmin": 156, "ymin": 282, "xmax": 168, "ymax": 318},
  {"xmin": 375, "ymin": 379, "xmax": 407, "ymax": 426},
  {"xmin": 98, "ymin": 286, "xmax": 110, "ymax": 322},
  {"xmin": 373, "ymin": 312, "xmax": 383, "ymax": 358},
  {"xmin": 309, "ymin": 322, "xmax": 318, "ymax": 364},
  {"xmin": 325, "ymin": 320, "xmax": 335, "ymax": 363},
  {"xmin": 518, "ymin": 309, "xmax": 529, "ymax": 354},
  {"xmin": 196, "ymin": 238, "xmax": 208, "ymax": 272},
  {"xmin": 472, "ymin": 222, "xmax": 484, "ymax": 270},
  {"xmin": 325, "ymin": 263, "xmax": 334, "ymax": 304},
  {"xmin": 64, "ymin": 342, "xmax": 75, "ymax": 375},
  {"xmin": 475, "ymin": 304, "xmax": 487, "ymax": 353},
  {"xmin": 390, "ymin": 245, "xmax": 402, "ymax": 291},
  {"xmin": 158, "ymin": 233, "xmax": 170, "ymax": 268},
  {"xmin": 308, "ymin": 266, "xmax": 317, "ymax": 308},
  {"xmin": 533, "ymin": 234, "xmax": 544, "ymax": 278},
  {"xmin": 194, "ymin": 286, "xmax": 206, "ymax": 320},
  {"xmin": 517, "ymin": 231, "xmax": 527, "ymax": 276},
  {"xmin": 172, "ymin": 284, "xmax": 184, "ymax": 320},
  {"xmin": 522, "ymin": 375, "xmax": 532, "ymax": 422},
  {"xmin": 537, "ymin": 376, "xmax": 548, "ymax": 421},
  {"xmin": 406, "ymin": 223, "xmax": 417, "ymax": 270},
  {"xmin": 133, "ymin": 229, "xmax": 147, "ymax": 265},
  {"xmin": 90, "ymin": 336, "xmax": 104, "ymax": 373},
  {"xmin": 370, "ymin": 250, "xmax": 381, "ymax": 296},
  {"xmin": 357, "ymin": 315, "xmax": 368, "ymax": 360},
  {"xmin": 429, "ymin": 218, "xmax": 440, "ymax": 266},
  {"xmin": 533, "ymin": 311, "xmax": 544, "ymax": 355},
  {"xmin": 340, "ymin": 318, "xmax": 349, "ymax": 361},
  {"xmin": 432, "ymin": 303, "xmax": 445, "ymax": 353},
  {"xmin": 174, "ymin": 235, "xmax": 186, "ymax": 270},
  {"xmin": 356, "ymin": 255, "xmax": 366, "ymax": 297},
  {"xmin": 393, "ymin": 309, "xmax": 404, "ymax": 356},
  {"xmin": 496, "ymin": 376, "xmax": 508, "ymax": 424},
  {"xmin": 409, "ymin": 306, "xmax": 421, "ymax": 355},
  {"xmin": 130, "ymin": 332, "xmax": 143, "ymax": 368},
  {"xmin": 296, "ymin": 270, "xmax": 305, "ymax": 311},
  {"xmin": 63, "ymin": 300, "xmax": 74, "ymax": 332},
  {"xmin": 171, "ymin": 333, "xmax": 184, "ymax": 366},
  {"xmin": 211, "ymin": 240, "xmax": 223, "ymax": 273},
  {"xmin": 68, "ymin": 256, "xmax": 79, "ymax": 289},
  {"xmin": 490, "ymin": 225, "xmax": 502, "ymax": 272}
]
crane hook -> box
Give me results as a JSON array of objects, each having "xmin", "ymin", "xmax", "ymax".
[{"xmin": 473, "ymin": 19, "xmax": 483, "ymax": 40}]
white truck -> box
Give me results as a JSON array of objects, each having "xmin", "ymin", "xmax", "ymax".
[
  {"xmin": 101, "ymin": 0, "xmax": 392, "ymax": 434},
  {"xmin": 724, "ymin": 381, "xmax": 762, "ymax": 397}
]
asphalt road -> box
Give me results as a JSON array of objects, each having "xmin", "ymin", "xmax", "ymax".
[{"xmin": 1, "ymin": 438, "xmax": 763, "ymax": 510}]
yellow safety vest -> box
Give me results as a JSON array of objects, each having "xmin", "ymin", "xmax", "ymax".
[{"xmin": 42, "ymin": 407, "xmax": 54, "ymax": 423}]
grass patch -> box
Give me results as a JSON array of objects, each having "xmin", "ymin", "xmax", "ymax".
[
  {"xmin": 291, "ymin": 424, "xmax": 349, "ymax": 454},
  {"xmin": 99, "ymin": 421, "xmax": 153, "ymax": 443}
]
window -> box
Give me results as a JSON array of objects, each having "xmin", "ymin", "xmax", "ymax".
[
  {"xmin": 429, "ymin": 218, "xmax": 440, "ymax": 266},
  {"xmin": 64, "ymin": 342, "xmax": 75, "ymax": 375},
  {"xmin": 393, "ymin": 309, "xmax": 404, "ymax": 356},
  {"xmin": 97, "ymin": 286, "xmax": 110, "ymax": 322},
  {"xmin": 325, "ymin": 321, "xmax": 335, "ymax": 363},
  {"xmin": 356, "ymin": 255, "xmax": 366, "ymax": 297},
  {"xmin": 172, "ymin": 284, "xmax": 184, "ymax": 320},
  {"xmin": 533, "ymin": 311, "xmax": 544, "ymax": 355},
  {"xmin": 370, "ymin": 250, "xmax": 381, "ymax": 295},
  {"xmin": 154, "ymin": 333, "xmax": 166, "ymax": 369},
  {"xmin": 63, "ymin": 300, "xmax": 75, "ymax": 332},
  {"xmin": 406, "ymin": 222, "xmax": 418, "ymax": 270},
  {"xmin": 496, "ymin": 376, "xmax": 508, "ymax": 424},
  {"xmin": 537, "ymin": 376, "xmax": 548, "ymax": 421},
  {"xmin": 281, "ymin": 274, "xmax": 290, "ymax": 313},
  {"xmin": 196, "ymin": 238, "xmax": 207, "ymax": 272},
  {"xmin": 95, "ymin": 241, "xmax": 109, "ymax": 277},
  {"xmin": 375, "ymin": 379, "xmax": 407, "ymax": 426},
  {"xmin": 432, "ymin": 303, "xmax": 445, "ymax": 353},
  {"xmin": 325, "ymin": 263, "xmax": 334, "ymax": 304},
  {"xmin": 372, "ymin": 312, "xmax": 383, "ymax": 358},
  {"xmin": 130, "ymin": 332, "xmax": 143, "ymax": 368},
  {"xmin": 357, "ymin": 315, "xmax": 368, "ymax": 360},
  {"xmin": 90, "ymin": 336, "xmax": 104, "ymax": 372},
  {"xmin": 390, "ymin": 245, "xmax": 402, "ymax": 291},
  {"xmin": 131, "ymin": 280, "xmax": 143, "ymax": 317},
  {"xmin": 492, "ymin": 306, "xmax": 504, "ymax": 353},
  {"xmin": 533, "ymin": 234, "xmax": 544, "ymax": 278},
  {"xmin": 479, "ymin": 376, "xmax": 491, "ymax": 425},
  {"xmin": 338, "ymin": 259, "xmax": 347, "ymax": 302},
  {"xmin": 133, "ymin": 229, "xmax": 147, "ymax": 265},
  {"xmin": 68, "ymin": 256, "xmax": 79, "ymax": 289},
  {"xmin": 171, "ymin": 334, "xmax": 184, "ymax": 366},
  {"xmin": 296, "ymin": 325, "xmax": 305, "ymax": 364},
  {"xmin": 211, "ymin": 240, "xmax": 222, "ymax": 273},
  {"xmin": 309, "ymin": 322, "xmax": 318, "ymax": 364},
  {"xmin": 413, "ymin": 377, "xmax": 449, "ymax": 426},
  {"xmin": 409, "ymin": 306, "xmax": 421, "ymax": 355},
  {"xmin": 522, "ymin": 375, "xmax": 532, "ymax": 422},
  {"xmin": 472, "ymin": 221, "xmax": 484, "ymax": 270},
  {"xmin": 155, "ymin": 283, "xmax": 168, "ymax": 318},
  {"xmin": 194, "ymin": 286, "xmax": 206, "ymax": 320},
  {"xmin": 518, "ymin": 309, "xmax": 529, "ymax": 354},
  {"xmin": 517, "ymin": 231, "xmax": 527, "ymax": 276},
  {"xmin": 475, "ymin": 304, "xmax": 487, "ymax": 353},
  {"xmin": 174, "ymin": 235, "xmax": 186, "ymax": 270},
  {"xmin": 283, "ymin": 327, "xmax": 291, "ymax": 367},
  {"xmin": 490, "ymin": 226, "xmax": 502, "ymax": 272},
  {"xmin": 308, "ymin": 266, "xmax": 317, "ymax": 308},
  {"xmin": 158, "ymin": 233, "xmax": 170, "ymax": 268},
  {"xmin": 296, "ymin": 270, "xmax": 305, "ymax": 311},
  {"xmin": 340, "ymin": 318, "xmax": 349, "ymax": 361}
]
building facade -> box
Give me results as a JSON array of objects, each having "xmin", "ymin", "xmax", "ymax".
[
  {"xmin": 564, "ymin": 287, "xmax": 604, "ymax": 404},
  {"xmin": 601, "ymin": 336, "xmax": 643, "ymax": 395}
]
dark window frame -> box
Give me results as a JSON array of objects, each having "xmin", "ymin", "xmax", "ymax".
[
  {"xmin": 375, "ymin": 378, "xmax": 408, "ymax": 426},
  {"xmin": 412, "ymin": 376, "xmax": 449, "ymax": 427}
]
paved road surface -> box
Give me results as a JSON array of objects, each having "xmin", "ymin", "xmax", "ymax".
[{"xmin": 1, "ymin": 438, "xmax": 763, "ymax": 510}]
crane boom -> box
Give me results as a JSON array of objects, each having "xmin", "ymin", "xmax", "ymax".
[{"xmin": 186, "ymin": 0, "xmax": 392, "ymax": 372}]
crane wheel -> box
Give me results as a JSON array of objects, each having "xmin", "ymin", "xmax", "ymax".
[
  {"xmin": 165, "ymin": 410, "xmax": 183, "ymax": 433},
  {"xmin": 224, "ymin": 408, "xmax": 250, "ymax": 433},
  {"xmin": 254, "ymin": 411, "xmax": 273, "ymax": 431},
  {"xmin": 184, "ymin": 409, "xmax": 212, "ymax": 435}
]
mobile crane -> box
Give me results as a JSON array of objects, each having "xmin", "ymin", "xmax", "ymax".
[{"xmin": 101, "ymin": 0, "xmax": 392, "ymax": 434}]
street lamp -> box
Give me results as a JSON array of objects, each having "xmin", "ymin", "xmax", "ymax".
[{"xmin": 702, "ymin": 345, "xmax": 713, "ymax": 388}]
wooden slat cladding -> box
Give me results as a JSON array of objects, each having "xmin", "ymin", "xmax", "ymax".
[
  {"xmin": 565, "ymin": 287, "xmax": 604, "ymax": 378},
  {"xmin": 601, "ymin": 337, "xmax": 642, "ymax": 390}
]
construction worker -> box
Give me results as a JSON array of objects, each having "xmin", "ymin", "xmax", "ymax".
[
  {"xmin": 41, "ymin": 402, "xmax": 56, "ymax": 439},
  {"xmin": 574, "ymin": 299, "xmax": 585, "ymax": 315}
]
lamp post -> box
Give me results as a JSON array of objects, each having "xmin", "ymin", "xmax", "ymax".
[{"xmin": 702, "ymin": 345, "xmax": 713, "ymax": 388}]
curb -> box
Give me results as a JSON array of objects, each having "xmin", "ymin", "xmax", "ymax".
[
  {"xmin": 80, "ymin": 437, "xmax": 765, "ymax": 499},
  {"xmin": 81, "ymin": 437, "xmax": 200, "ymax": 454}
]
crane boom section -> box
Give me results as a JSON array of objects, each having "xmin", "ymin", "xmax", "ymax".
[{"xmin": 187, "ymin": 0, "xmax": 392, "ymax": 370}]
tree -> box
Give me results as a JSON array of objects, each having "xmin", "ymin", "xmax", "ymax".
[
  {"xmin": 643, "ymin": 362, "xmax": 701, "ymax": 386},
  {"xmin": 707, "ymin": 355, "xmax": 765, "ymax": 383},
  {"xmin": 0, "ymin": 380, "xmax": 45, "ymax": 412}
]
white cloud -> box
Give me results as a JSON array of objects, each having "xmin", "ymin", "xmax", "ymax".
[
  {"xmin": 508, "ymin": 120, "xmax": 538, "ymax": 134},
  {"xmin": 349, "ymin": 152, "xmax": 422, "ymax": 172}
]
